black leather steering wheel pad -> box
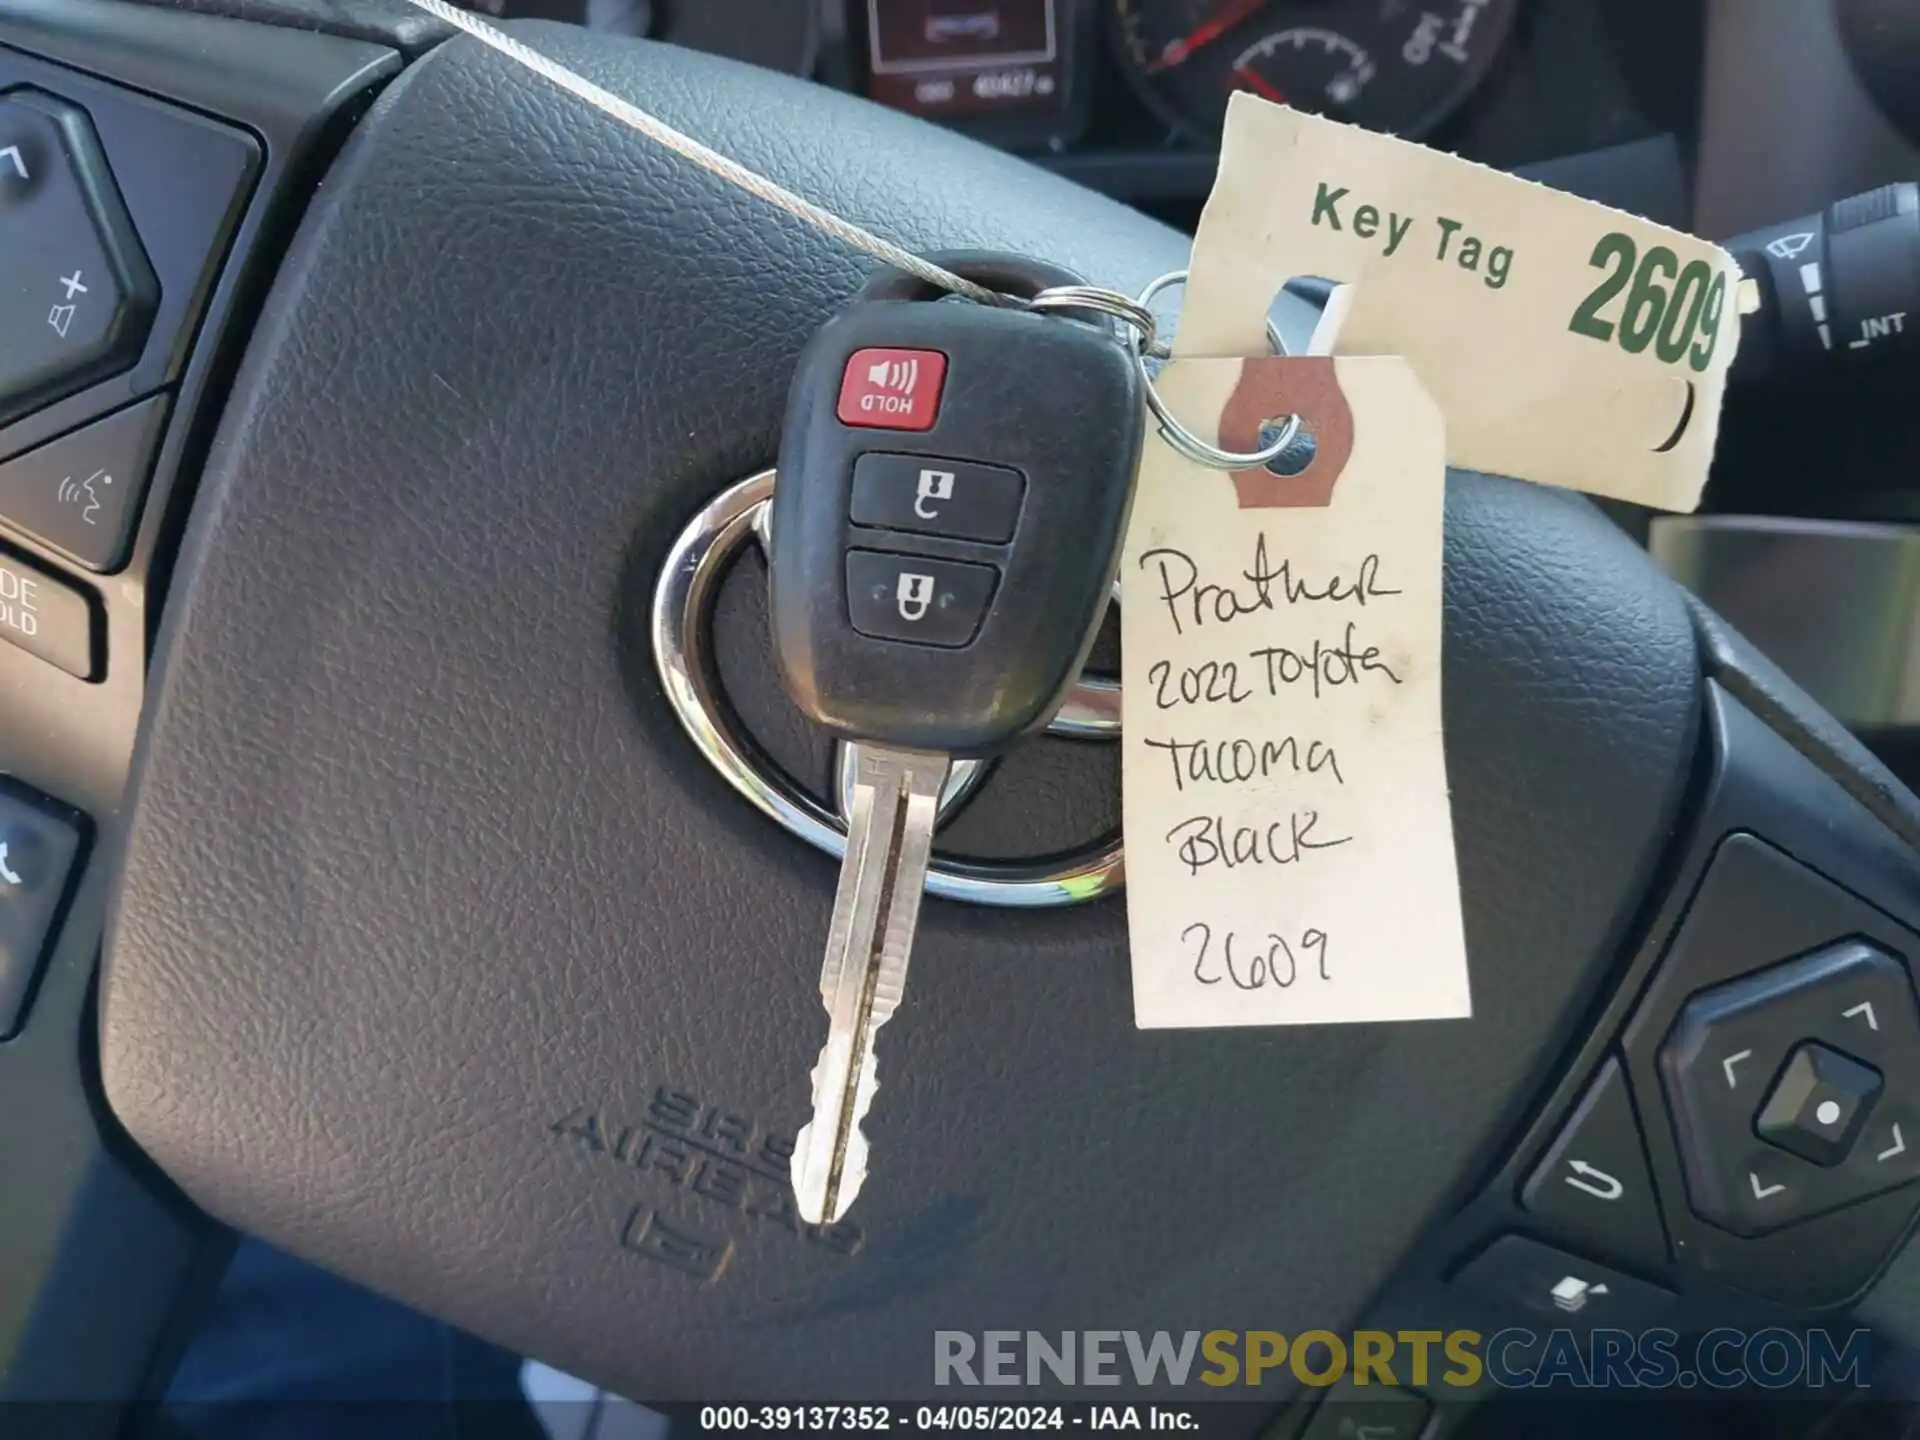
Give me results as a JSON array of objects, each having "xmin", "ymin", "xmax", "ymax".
[{"xmin": 100, "ymin": 26, "xmax": 1703, "ymax": 1402}]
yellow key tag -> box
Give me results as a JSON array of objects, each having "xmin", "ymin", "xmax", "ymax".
[
  {"xmin": 1122, "ymin": 356, "xmax": 1469, "ymax": 1028},
  {"xmin": 1176, "ymin": 97, "xmax": 1742, "ymax": 513}
]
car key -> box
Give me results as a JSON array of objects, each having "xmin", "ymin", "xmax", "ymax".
[{"xmin": 769, "ymin": 256, "xmax": 1144, "ymax": 1223}]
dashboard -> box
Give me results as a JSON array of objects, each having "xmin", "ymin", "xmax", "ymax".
[{"xmin": 459, "ymin": 0, "xmax": 1705, "ymax": 209}]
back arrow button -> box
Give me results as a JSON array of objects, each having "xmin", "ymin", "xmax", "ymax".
[
  {"xmin": 1521, "ymin": 1057, "xmax": 1671, "ymax": 1271},
  {"xmin": 1564, "ymin": 1159, "xmax": 1624, "ymax": 1201}
]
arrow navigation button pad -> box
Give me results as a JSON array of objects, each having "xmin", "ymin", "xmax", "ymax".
[
  {"xmin": 1754, "ymin": 1041, "xmax": 1882, "ymax": 1166},
  {"xmin": 1520, "ymin": 1056, "xmax": 1671, "ymax": 1272},
  {"xmin": 1660, "ymin": 940, "xmax": 1920, "ymax": 1236},
  {"xmin": 0, "ymin": 90, "xmax": 157, "ymax": 426}
]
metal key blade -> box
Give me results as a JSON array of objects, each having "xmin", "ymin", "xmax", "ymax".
[{"xmin": 792, "ymin": 741, "xmax": 950, "ymax": 1225}]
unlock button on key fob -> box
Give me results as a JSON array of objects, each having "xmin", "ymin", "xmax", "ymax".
[
  {"xmin": 850, "ymin": 453, "xmax": 1025, "ymax": 543},
  {"xmin": 845, "ymin": 549, "xmax": 997, "ymax": 648}
]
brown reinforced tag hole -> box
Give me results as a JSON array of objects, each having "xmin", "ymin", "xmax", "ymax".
[
  {"xmin": 1220, "ymin": 357, "xmax": 1355, "ymax": 509},
  {"xmin": 1258, "ymin": 418, "xmax": 1319, "ymax": 477}
]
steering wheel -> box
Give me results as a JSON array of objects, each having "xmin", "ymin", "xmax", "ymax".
[{"xmin": 9, "ymin": 0, "xmax": 1920, "ymax": 1429}]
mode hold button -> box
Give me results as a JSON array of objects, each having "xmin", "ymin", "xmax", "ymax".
[
  {"xmin": 0, "ymin": 552, "xmax": 95, "ymax": 680},
  {"xmin": 836, "ymin": 347, "xmax": 947, "ymax": 431}
]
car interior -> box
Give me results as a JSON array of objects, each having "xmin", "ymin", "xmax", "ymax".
[{"xmin": 6, "ymin": 0, "xmax": 1920, "ymax": 1435}]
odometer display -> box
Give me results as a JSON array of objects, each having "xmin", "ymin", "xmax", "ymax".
[
  {"xmin": 867, "ymin": 0, "xmax": 1067, "ymax": 119},
  {"xmin": 1113, "ymin": 0, "xmax": 1519, "ymax": 141}
]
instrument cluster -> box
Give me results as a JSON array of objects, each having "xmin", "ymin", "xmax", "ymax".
[
  {"xmin": 856, "ymin": 0, "xmax": 1518, "ymax": 149},
  {"xmin": 465, "ymin": 0, "xmax": 1701, "ymax": 202}
]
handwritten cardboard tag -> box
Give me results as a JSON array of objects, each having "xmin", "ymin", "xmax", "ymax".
[
  {"xmin": 1174, "ymin": 96, "xmax": 1741, "ymax": 513},
  {"xmin": 1123, "ymin": 356, "xmax": 1469, "ymax": 1029}
]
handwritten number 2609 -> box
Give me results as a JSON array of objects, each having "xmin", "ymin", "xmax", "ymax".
[
  {"xmin": 1567, "ymin": 230, "xmax": 1726, "ymax": 374},
  {"xmin": 1185, "ymin": 922, "xmax": 1329, "ymax": 991}
]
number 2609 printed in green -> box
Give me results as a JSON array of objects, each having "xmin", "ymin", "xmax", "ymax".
[{"xmin": 1568, "ymin": 230, "xmax": 1729, "ymax": 373}]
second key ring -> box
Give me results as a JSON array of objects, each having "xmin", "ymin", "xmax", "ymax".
[{"xmin": 1131, "ymin": 269, "xmax": 1301, "ymax": 472}]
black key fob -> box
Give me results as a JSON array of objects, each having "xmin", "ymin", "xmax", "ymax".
[{"xmin": 769, "ymin": 253, "xmax": 1143, "ymax": 757}]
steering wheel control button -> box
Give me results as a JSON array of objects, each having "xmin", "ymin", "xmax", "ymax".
[
  {"xmin": 0, "ymin": 550, "xmax": 95, "ymax": 679},
  {"xmin": 1454, "ymin": 1234, "xmax": 1675, "ymax": 1328},
  {"xmin": 0, "ymin": 782, "xmax": 85, "ymax": 1039},
  {"xmin": 844, "ymin": 549, "xmax": 997, "ymax": 647},
  {"xmin": 1297, "ymin": 1390, "xmax": 1430, "ymax": 1440},
  {"xmin": 849, "ymin": 452, "xmax": 1025, "ymax": 543},
  {"xmin": 1660, "ymin": 939, "xmax": 1920, "ymax": 1236},
  {"xmin": 835, "ymin": 347, "xmax": 947, "ymax": 431},
  {"xmin": 1756, "ymin": 1042, "xmax": 1883, "ymax": 1166},
  {"xmin": 0, "ymin": 395, "xmax": 169, "ymax": 571},
  {"xmin": 0, "ymin": 91, "xmax": 159, "ymax": 429},
  {"xmin": 1519, "ymin": 1056, "xmax": 1670, "ymax": 1271},
  {"xmin": 0, "ymin": 123, "xmax": 46, "ymax": 210}
]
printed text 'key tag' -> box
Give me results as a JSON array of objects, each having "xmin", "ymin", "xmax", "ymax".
[
  {"xmin": 1176, "ymin": 97, "xmax": 1742, "ymax": 513},
  {"xmin": 1123, "ymin": 356, "xmax": 1468, "ymax": 1029}
]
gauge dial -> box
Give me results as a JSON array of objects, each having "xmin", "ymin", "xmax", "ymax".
[{"xmin": 1114, "ymin": 0, "xmax": 1520, "ymax": 141}]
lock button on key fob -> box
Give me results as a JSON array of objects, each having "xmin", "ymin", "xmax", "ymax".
[{"xmin": 845, "ymin": 549, "xmax": 998, "ymax": 647}]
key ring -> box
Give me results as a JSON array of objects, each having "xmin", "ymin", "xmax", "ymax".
[
  {"xmin": 1131, "ymin": 270, "xmax": 1301, "ymax": 471},
  {"xmin": 1027, "ymin": 284, "xmax": 1160, "ymax": 354},
  {"xmin": 1134, "ymin": 269, "xmax": 1291, "ymax": 361},
  {"xmin": 1017, "ymin": 275, "xmax": 1301, "ymax": 471}
]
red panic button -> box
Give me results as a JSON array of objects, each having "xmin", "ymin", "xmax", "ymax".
[{"xmin": 836, "ymin": 347, "xmax": 948, "ymax": 431}]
